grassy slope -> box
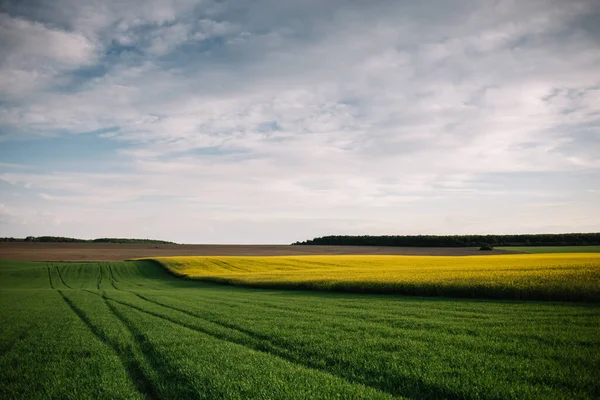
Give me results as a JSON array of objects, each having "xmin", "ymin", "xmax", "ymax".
[
  {"xmin": 150, "ymin": 254, "xmax": 600, "ymax": 302},
  {"xmin": 1, "ymin": 260, "xmax": 600, "ymax": 399},
  {"xmin": 496, "ymin": 246, "xmax": 600, "ymax": 253}
]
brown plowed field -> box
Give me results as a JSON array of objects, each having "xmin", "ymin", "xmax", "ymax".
[{"xmin": 0, "ymin": 242, "xmax": 521, "ymax": 261}]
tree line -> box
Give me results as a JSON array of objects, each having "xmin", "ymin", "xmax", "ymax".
[
  {"xmin": 0, "ymin": 236, "xmax": 175, "ymax": 244},
  {"xmin": 293, "ymin": 233, "xmax": 600, "ymax": 247}
]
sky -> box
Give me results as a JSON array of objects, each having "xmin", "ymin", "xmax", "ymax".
[{"xmin": 0, "ymin": 0, "xmax": 599, "ymax": 244}]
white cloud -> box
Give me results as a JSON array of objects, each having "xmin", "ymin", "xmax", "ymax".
[
  {"xmin": 0, "ymin": 13, "xmax": 98, "ymax": 97},
  {"xmin": 0, "ymin": 13, "xmax": 96, "ymax": 66}
]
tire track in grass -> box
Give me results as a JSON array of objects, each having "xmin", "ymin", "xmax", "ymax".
[
  {"xmin": 132, "ymin": 292, "xmax": 276, "ymax": 345},
  {"xmin": 109, "ymin": 262, "xmax": 144, "ymax": 289},
  {"xmin": 107, "ymin": 264, "xmax": 120, "ymax": 290},
  {"xmin": 95, "ymin": 290, "xmax": 277, "ymax": 349},
  {"xmin": 178, "ymin": 292, "xmax": 570, "ymax": 368},
  {"xmin": 109, "ymin": 263, "xmax": 146, "ymax": 289},
  {"xmin": 114, "ymin": 291, "xmax": 471, "ymax": 400},
  {"xmin": 58, "ymin": 290, "xmax": 158, "ymax": 400},
  {"xmin": 120, "ymin": 264, "xmax": 146, "ymax": 288},
  {"xmin": 0, "ymin": 329, "xmax": 30, "ymax": 358},
  {"xmin": 55, "ymin": 265, "xmax": 72, "ymax": 289},
  {"xmin": 92, "ymin": 290, "xmax": 398, "ymax": 399},
  {"xmin": 97, "ymin": 264, "xmax": 103, "ymax": 290},
  {"xmin": 149, "ymin": 290, "xmax": 447, "ymax": 337},
  {"xmin": 90, "ymin": 291, "xmax": 591, "ymax": 398},
  {"xmin": 100, "ymin": 264, "xmax": 114, "ymax": 290},
  {"xmin": 133, "ymin": 291, "xmax": 492, "ymax": 356},
  {"xmin": 126, "ymin": 285, "xmax": 505, "ymax": 341},
  {"xmin": 101, "ymin": 293, "xmax": 206, "ymax": 399},
  {"xmin": 47, "ymin": 265, "xmax": 54, "ymax": 289}
]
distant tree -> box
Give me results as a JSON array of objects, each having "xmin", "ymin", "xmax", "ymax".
[
  {"xmin": 1, "ymin": 236, "xmax": 176, "ymax": 244},
  {"xmin": 292, "ymin": 233, "xmax": 600, "ymax": 247},
  {"xmin": 479, "ymin": 244, "xmax": 494, "ymax": 251}
]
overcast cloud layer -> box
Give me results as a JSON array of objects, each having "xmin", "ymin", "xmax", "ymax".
[{"xmin": 0, "ymin": 0, "xmax": 599, "ymax": 243}]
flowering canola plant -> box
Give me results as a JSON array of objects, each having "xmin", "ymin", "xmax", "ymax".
[{"xmin": 149, "ymin": 254, "xmax": 600, "ymax": 301}]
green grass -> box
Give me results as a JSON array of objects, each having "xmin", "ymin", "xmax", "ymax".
[
  {"xmin": 497, "ymin": 246, "xmax": 600, "ymax": 253},
  {"xmin": 1, "ymin": 260, "xmax": 599, "ymax": 399}
]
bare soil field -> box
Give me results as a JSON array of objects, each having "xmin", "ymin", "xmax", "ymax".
[{"xmin": 0, "ymin": 242, "xmax": 519, "ymax": 261}]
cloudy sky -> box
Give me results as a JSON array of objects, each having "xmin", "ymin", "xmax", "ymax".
[{"xmin": 0, "ymin": 0, "xmax": 599, "ymax": 243}]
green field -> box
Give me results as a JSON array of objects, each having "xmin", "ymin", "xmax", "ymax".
[
  {"xmin": 497, "ymin": 246, "xmax": 600, "ymax": 253},
  {"xmin": 1, "ymin": 260, "xmax": 599, "ymax": 399}
]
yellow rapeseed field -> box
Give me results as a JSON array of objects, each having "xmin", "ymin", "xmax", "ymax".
[{"xmin": 149, "ymin": 254, "xmax": 600, "ymax": 301}]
